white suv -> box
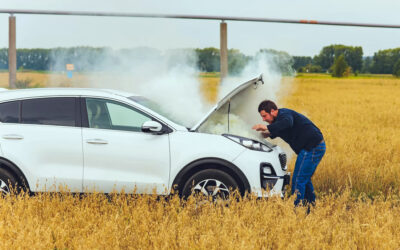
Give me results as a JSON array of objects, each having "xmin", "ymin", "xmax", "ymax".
[{"xmin": 0, "ymin": 76, "xmax": 290, "ymax": 198}]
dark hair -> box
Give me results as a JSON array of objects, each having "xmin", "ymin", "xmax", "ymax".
[{"xmin": 258, "ymin": 100, "xmax": 278, "ymax": 113}]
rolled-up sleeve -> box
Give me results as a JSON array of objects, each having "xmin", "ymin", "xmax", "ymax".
[{"xmin": 267, "ymin": 113, "xmax": 294, "ymax": 138}]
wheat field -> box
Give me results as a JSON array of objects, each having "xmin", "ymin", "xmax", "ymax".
[
  {"xmin": 1, "ymin": 72, "xmax": 400, "ymax": 248},
  {"xmin": 287, "ymin": 76, "xmax": 400, "ymax": 196}
]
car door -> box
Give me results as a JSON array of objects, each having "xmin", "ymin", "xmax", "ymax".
[
  {"xmin": 81, "ymin": 97, "xmax": 170, "ymax": 194},
  {"xmin": 0, "ymin": 97, "xmax": 83, "ymax": 192}
]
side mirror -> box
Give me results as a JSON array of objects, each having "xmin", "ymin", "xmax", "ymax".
[{"xmin": 142, "ymin": 120, "xmax": 163, "ymax": 134}]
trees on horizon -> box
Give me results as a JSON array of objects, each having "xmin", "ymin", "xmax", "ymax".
[{"xmin": 0, "ymin": 45, "xmax": 399, "ymax": 77}]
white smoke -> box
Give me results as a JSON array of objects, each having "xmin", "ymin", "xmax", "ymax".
[
  {"xmin": 50, "ymin": 48, "xmax": 294, "ymax": 154},
  {"xmin": 200, "ymin": 52, "xmax": 292, "ymax": 137},
  {"xmin": 218, "ymin": 52, "xmax": 286, "ymax": 100},
  {"xmin": 133, "ymin": 62, "xmax": 210, "ymax": 126},
  {"xmin": 117, "ymin": 49, "xmax": 212, "ymax": 127},
  {"xmin": 50, "ymin": 48, "xmax": 212, "ymax": 128},
  {"xmin": 199, "ymin": 51, "xmax": 295, "ymax": 158}
]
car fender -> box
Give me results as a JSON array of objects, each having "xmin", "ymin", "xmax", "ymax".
[
  {"xmin": 0, "ymin": 157, "xmax": 30, "ymax": 191},
  {"xmin": 171, "ymin": 157, "xmax": 251, "ymax": 195},
  {"xmin": 168, "ymin": 131, "xmax": 250, "ymax": 193}
]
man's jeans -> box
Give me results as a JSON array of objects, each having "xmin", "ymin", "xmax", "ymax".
[{"xmin": 291, "ymin": 141, "xmax": 326, "ymax": 206}]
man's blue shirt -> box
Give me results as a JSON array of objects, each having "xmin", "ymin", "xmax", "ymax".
[{"xmin": 267, "ymin": 108, "xmax": 323, "ymax": 154}]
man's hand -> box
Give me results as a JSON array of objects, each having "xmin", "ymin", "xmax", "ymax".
[
  {"xmin": 252, "ymin": 124, "xmax": 271, "ymax": 138},
  {"xmin": 261, "ymin": 131, "xmax": 271, "ymax": 138},
  {"xmin": 252, "ymin": 124, "xmax": 268, "ymax": 132}
]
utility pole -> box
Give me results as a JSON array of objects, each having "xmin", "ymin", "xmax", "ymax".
[
  {"xmin": 9, "ymin": 14, "xmax": 16, "ymax": 89},
  {"xmin": 220, "ymin": 21, "xmax": 228, "ymax": 80}
]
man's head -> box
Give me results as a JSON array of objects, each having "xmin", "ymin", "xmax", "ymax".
[{"xmin": 258, "ymin": 100, "xmax": 279, "ymax": 124}]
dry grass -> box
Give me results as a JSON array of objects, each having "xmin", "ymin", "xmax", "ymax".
[
  {"xmin": 199, "ymin": 75, "xmax": 220, "ymax": 103},
  {"xmin": 0, "ymin": 71, "xmax": 91, "ymax": 88},
  {"xmin": 1, "ymin": 191, "xmax": 400, "ymax": 249},
  {"xmin": 1, "ymin": 72, "xmax": 400, "ymax": 248},
  {"xmin": 284, "ymin": 77, "xmax": 400, "ymax": 197}
]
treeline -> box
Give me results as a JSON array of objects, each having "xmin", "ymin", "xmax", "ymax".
[
  {"xmin": 1, "ymin": 45, "xmax": 400, "ymax": 76},
  {"xmin": 295, "ymin": 45, "xmax": 400, "ymax": 77},
  {"xmin": 0, "ymin": 47, "xmax": 290, "ymax": 75},
  {"xmin": 0, "ymin": 47, "xmax": 126, "ymax": 72}
]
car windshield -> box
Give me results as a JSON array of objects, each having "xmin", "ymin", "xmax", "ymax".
[{"xmin": 128, "ymin": 96, "xmax": 183, "ymax": 125}]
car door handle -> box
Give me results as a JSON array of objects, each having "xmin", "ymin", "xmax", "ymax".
[
  {"xmin": 2, "ymin": 134, "xmax": 24, "ymax": 140},
  {"xmin": 86, "ymin": 139, "xmax": 108, "ymax": 145}
]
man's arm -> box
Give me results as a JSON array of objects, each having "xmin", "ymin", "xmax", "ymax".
[
  {"xmin": 252, "ymin": 124, "xmax": 268, "ymax": 131},
  {"xmin": 252, "ymin": 124, "xmax": 271, "ymax": 138},
  {"xmin": 267, "ymin": 115, "xmax": 294, "ymax": 135}
]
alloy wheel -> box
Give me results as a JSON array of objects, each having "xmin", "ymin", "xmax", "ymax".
[
  {"xmin": 0, "ymin": 179, "xmax": 10, "ymax": 195},
  {"xmin": 193, "ymin": 179, "xmax": 230, "ymax": 199}
]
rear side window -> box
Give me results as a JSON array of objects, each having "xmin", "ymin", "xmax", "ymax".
[
  {"xmin": 0, "ymin": 101, "xmax": 20, "ymax": 123},
  {"xmin": 21, "ymin": 98, "xmax": 76, "ymax": 127}
]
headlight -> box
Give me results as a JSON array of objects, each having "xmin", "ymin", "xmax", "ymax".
[{"xmin": 223, "ymin": 134, "xmax": 272, "ymax": 152}]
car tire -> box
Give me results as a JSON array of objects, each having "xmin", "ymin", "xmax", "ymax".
[
  {"xmin": 0, "ymin": 168, "xmax": 18, "ymax": 195},
  {"xmin": 182, "ymin": 169, "xmax": 239, "ymax": 199}
]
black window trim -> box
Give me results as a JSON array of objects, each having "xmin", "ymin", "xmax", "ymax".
[
  {"xmin": 75, "ymin": 97, "xmax": 82, "ymax": 127},
  {"xmin": 18, "ymin": 100, "xmax": 22, "ymax": 123},
  {"xmin": 81, "ymin": 97, "xmax": 173, "ymax": 133},
  {"xmin": 80, "ymin": 97, "xmax": 89, "ymax": 128}
]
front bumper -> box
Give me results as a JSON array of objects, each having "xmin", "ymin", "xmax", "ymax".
[
  {"xmin": 232, "ymin": 147, "xmax": 290, "ymax": 197},
  {"xmin": 282, "ymin": 173, "xmax": 291, "ymax": 193},
  {"xmin": 260, "ymin": 172, "xmax": 291, "ymax": 195}
]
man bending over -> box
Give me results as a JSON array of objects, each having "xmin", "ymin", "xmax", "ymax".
[{"xmin": 252, "ymin": 100, "xmax": 325, "ymax": 207}]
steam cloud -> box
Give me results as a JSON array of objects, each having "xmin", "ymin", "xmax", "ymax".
[
  {"xmin": 200, "ymin": 52, "xmax": 293, "ymax": 139},
  {"xmin": 50, "ymin": 48, "xmax": 294, "ymax": 157},
  {"xmin": 50, "ymin": 48, "xmax": 212, "ymax": 127},
  {"xmin": 198, "ymin": 52, "xmax": 295, "ymax": 159}
]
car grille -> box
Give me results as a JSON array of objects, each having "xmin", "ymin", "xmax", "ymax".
[{"xmin": 279, "ymin": 153, "xmax": 287, "ymax": 170}]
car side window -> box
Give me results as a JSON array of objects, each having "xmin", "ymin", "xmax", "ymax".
[
  {"xmin": 0, "ymin": 101, "xmax": 20, "ymax": 123},
  {"xmin": 86, "ymin": 99, "xmax": 112, "ymax": 129},
  {"xmin": 86, "ymin": 98, "xmax": 152, "ymax": 132},
  {"xmin": 21, "ymin": 98, "xmax": 76, "ymax": 127}
]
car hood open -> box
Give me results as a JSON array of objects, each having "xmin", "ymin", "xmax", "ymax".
[{"xmin": 191, "ymin": 74, "xmax": 264, "ymax": 132}]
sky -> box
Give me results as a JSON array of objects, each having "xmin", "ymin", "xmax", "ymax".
[{"xmin": 1, "ymin": 0, "xmax": 400, "ymax": 56}]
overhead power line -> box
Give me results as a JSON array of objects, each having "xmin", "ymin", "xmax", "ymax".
[{"xmin": 1, "ymin": 9, "xmax": 400, "ymax": 29}]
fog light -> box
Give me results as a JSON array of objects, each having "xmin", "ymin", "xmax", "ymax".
[{"xmin": 262, "ymin": 166, "xmax": 272, "ymax": 175}]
